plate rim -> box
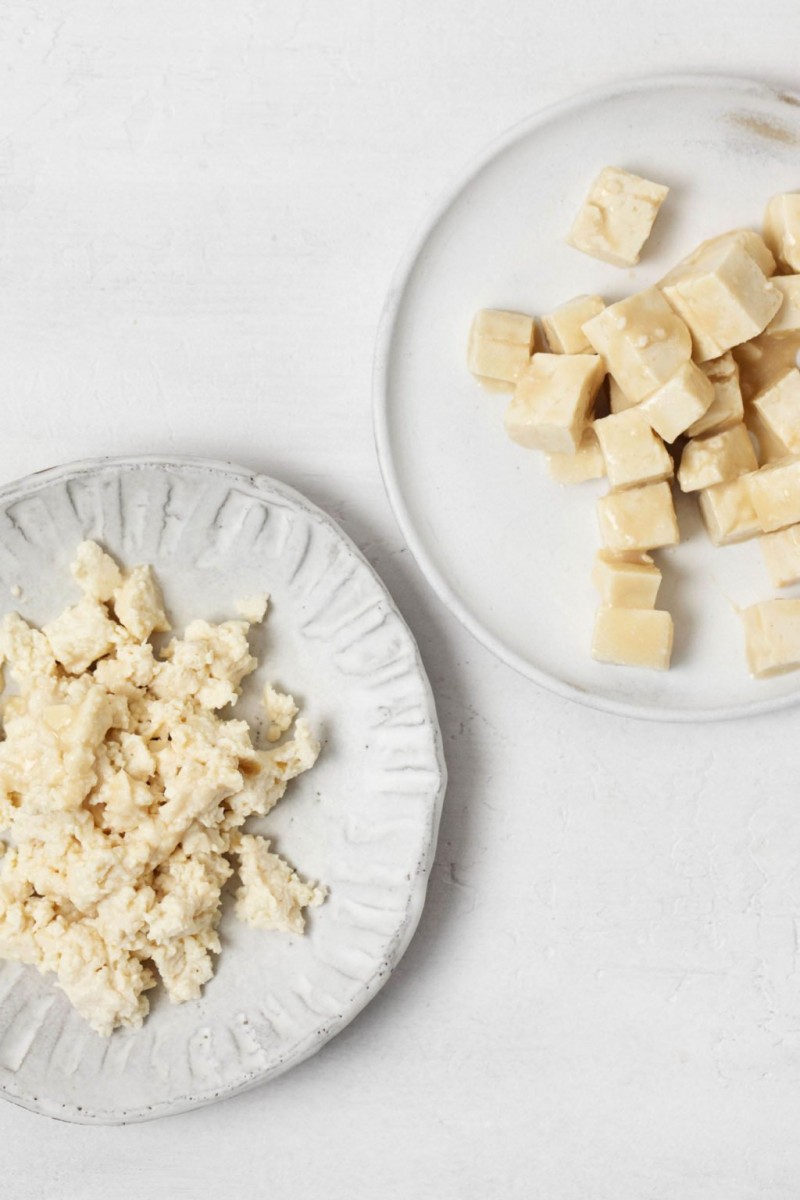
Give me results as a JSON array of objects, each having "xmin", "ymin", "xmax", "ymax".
[
  {"xmin": 373, "ymin": 70, "xmax": 800, "ymax": 725},
  {"xmin": 0, "ymin": 453, "xmax": 448, "ymax": 1124}
]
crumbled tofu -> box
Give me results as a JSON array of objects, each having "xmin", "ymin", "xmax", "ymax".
[
  {"xmin": 641, "ymin": 361, "xmax": 714, "ymax": 442},
  {"xmin": 583, "ymin": 287, "xmax": 692, "ymax": 404},
  {"xmin": 594, "ymin": 409, "xmax": 673, "ymax": 490},
  {"xmin": 504, "ymin": 353, "xmax": 604, "ymax": 454},
  {"xmin": 0, "ymin": 543, "xmax": 323, "ymax": 1037},
  {"xmin": 746, "ymin": 458, "xmax": 800, "ymax": 532},
  {"xmin": 591, "ymin": 606, "xmax": 673, "ymax": 670},
  {"xmin": 591, "ymin": 551, "xmax": 661, "ymax": 608},
  {"xmin": 760, "ymin": 525, "xmax": 800, "ymax": 587},
  {"xmin": 608, "ymin": 377, "xmax": 639, "ymax": 414},
  {"xmin": 698, "ymin": 475, "xmax": 761, "ymax": 545},
  {"xmin": 236, "ymin": 594, "xmax": 270, "ymax": 624},
  {"xmin": 467, "ymin": 309, "xmax": 535, "ymax": 386},
  {"xmin": 596, "ymin": 481, "xmax": 679, "ymax": 553},
  {"xmin": 542, "ymin": 294, "xmax": 605, "ymax": 354},
  {"xmin": 765, "ymin": 276, "xmax": 800, "ymax": 337},
  {"xmin": 677, "ymin": 424, "xmax": 758, "ymax": 492},
  {"xmin": 740, "ymin": 598, "xmax": 800, "ymax": 677},
  {"xmin": 263, "ymin": 683, "xmax": 298, "ymax": 742},
  {"xmin": 234, "ymin": 834, "xmax": 325, "ymax": 935},
  {"xmin": 764, "ymin": 193, "xmax": 800, "ymax": 273},
  {"xmin": 751, "ymin": 369, "xmax": 800, "ymax": 454},
  {"xmin": 546, "ymin": 426, "xmax": 605, "ymax": 484},
  {"xmin": 660, "ymin": 239, "xmax": 781, "ymax": 362},
  {"xmin": 687, "ymin": 352, "xmax": 744, "ymax": 437},
  {"xmin": 568, "ymin": 167, "xmax": 668, "ymax": 267}
]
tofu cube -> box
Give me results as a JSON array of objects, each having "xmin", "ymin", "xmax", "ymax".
[
  {"xmin": 596, "ymin": 481, "xmax": 679, "ymax": 553},
  {"xmin": 740, "ymin": 598, "xmax": 800, "ymax": 677},
  {"xmin": 751, "ymin": 369, "xmax": 800, "ymax": 455},
  {"xmin": 765, "ymin": 276, "xmax": 800, "ymax": 337},
  {"xmin": 746, "ymin": 458, "xmax": 800, "ymax": 532},
  {"xmin": 583, "ymin": 287, "xmax": 692, "ymax": 404},
  {"xmin": 542, "ymin": 294, "xmax": 605, "ymax": 354},
  {"xmin": 504, "ymin": 353, "xmax": 605, "ymax": 454},
  {"xmin": 568, "ymin": 167, "xmax": 668, "ymax": 267},
  {"xmin": 591, "ymin": 551, "xmax": 661, "ymax": 608},
  {"xmin": 698, "ymin": 475, "xmax": 761, "ymax": 545},
  {"xmin": 764, "ymin": 193, "xmax": 800, "ymax": 273},
  {"xmin": 591, "ymin": 606, "xmax": 673, "ymax": 671},
  {"xmin": 760, "ymin": 525, "xmax": 800, "ymax": 587},
  {"xmin": 660, "ymin": 240, "xmax": 781, "ymax": 362},
  {"xmin": 546, "ymin": 426, "xmax": 605, "ymax": 484},
  {"xmin": 467, "ymin": 309, "xmax": 535, "ymax": 385},
  {"xmin": 677, "ymin": 424, "xmax": 758, "ymax": 492},
  {"xmin": 594, "ymin": 409, "xmax": 673, "ymax": 490},
  {"xmin": 746, "ymin": 402, "xmax": 792, "ymax": 465},
  {"xmin": 687, "ymin": 352, "xmax": 744, "ymax": 437},
  {"xmin": 667, "ymin": 228, "xmax": 776, "ymax": 277},
  {"xmin": 608, "ymin": 376, "xmax": 639, "ymax": 413},
  {"xmin": 641, "ymin": 361, "xmax": 714, "ymax": 443}
]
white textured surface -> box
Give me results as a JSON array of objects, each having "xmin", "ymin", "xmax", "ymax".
[{"xmin": 2, "ymin": 0, "xmax": 800, "ymax": 1196}]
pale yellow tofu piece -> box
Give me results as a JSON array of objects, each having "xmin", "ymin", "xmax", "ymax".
[
  {"xmin": 677, "ymin": 424, "xmax": 758, "ymax": 492},
  {"xmin": 740, "ymin": 598, "xmax": 800, "ymax": 677},
  {"xmin": 751, "ymin": 368, "xmax": 800, "ymax": 454},
  {"xmin": 746, "ymin": 458, "xmax": 800, "ymax": 532},
  {"xmin": 504, "ymin": 353, "xmax": 605, "ymax": 454},
  {"xmin": 733, "ymin": 332, "xmax": 800, "ymax": 402},
  {"xmin": 542, "ymin": 294, "xmax": 605, "ymax": 354},
  {"xmin": 594, "ymin": 409, "xmax": 673, "ymax": 490},
  {"xmin": 745, "ymin": 402, "xmax": 792, "ymax": 465},
  {"xmin": 760, "ymin": 525, "xmax": 800, "ymax": 587},
  {"xmin": 591, "ymin": 606, "xmax": 673, "ymax": 670},
  {"xmin": 764, "ymin": 193, "xmax": 800, "ymax": 274},
  {"xmin": 596, "ymin": 481, "xmax": 679, "ymax": 553},
  {"xmin": 467, "ymin": 309, "xmax": 535, "ymax": 385},
  {"xmin": 765, "ymin": 276, "xmax": 800, "ymax": 337},
  {"xmin": 546, "ymin": 426, "xmax": 605, "ymax": 483},
  {"xmin": 568, "ymin": 167, "xmax": 668, "ymax": 267},
  {"xmin": 660, "ymin": 241, "xmax": 781, "ymax": 362},
  {"xmin": 687, "ymin": 352, "xmax": 744, "ymax": 437},
  {"xmin": 698, "ymin": 475, "xmax": 761, "ymax": 545},
  {"xmin": 608, "ymin": 376, "xmax": 639, "ymax": 413},
  {"xmin": 641, "ymin": 361, "xmax": 714, "ymax": 443},
  {"xmin": 583, "ymin": 287, "xmax": 692, "ymax": 404},
  {"xmin": 591, "ymin": 551, "xmax": 661, "ymax": 608},
  {"xmin": 665, "ymin": 228, "xmax": 776, "ymax": 278}
]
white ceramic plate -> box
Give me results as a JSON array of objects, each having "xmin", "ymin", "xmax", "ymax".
[
  {"xmin": 375, "ymin": 74, "xmax": 800, "ymax": 722},
  {"xmin": 0, "ymin": 456, "xmax": 446, "ymax": 1124}
]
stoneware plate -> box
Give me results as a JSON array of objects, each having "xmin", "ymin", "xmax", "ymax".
[
  {"xmin": 375, "ymin": 74, "xmax": 800, "ymax": 722},
  {"xmin": 0, "ymin": 456, "xmax": 446, "ymax": 1124}
]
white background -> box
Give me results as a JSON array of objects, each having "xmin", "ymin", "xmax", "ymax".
[{"xmin": 2, "ymin": 2, "xmax": 800, "ymax": 1197}]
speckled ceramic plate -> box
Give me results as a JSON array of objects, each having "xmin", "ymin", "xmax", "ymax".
[
  {"xmin": 0, "ymin": 456, "xmax": 446, "ymax": 1124},
  {"xmin": 375, "ymin": 74, "xmax": 800, "ymax": 722}
]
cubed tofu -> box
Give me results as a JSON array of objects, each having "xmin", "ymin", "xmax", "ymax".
[
  {"xmin": 594, "ymin": 408, "xmax": 673, "ymax": 490},
  {"xmin": 733, "ymin": 333, "xmax": 800, "ymax": 402},
  {"xmin": 608, "ymin": 376, "xmax": 639, "ymax": 413},
  {"xmin": 751, "ymin": 369, "xmax": 800, "ymax": 455},
  {"xmin": 760, "ymin": 525, "xmax": 800, "ymax": 587},
  {"xmin": 740, "ymin": 598, "xmax": 800, "ymax": 677},
  {"xmin": 665, "ymin": 228, "xmax": 776, "ymax": 278},
  {"xmin": 687, "ymin": 352, "xmax": 744, "ymax": 437},
  {"xmin": 698, "ymin": 475, "xmax": 761, "ymax": 545},
  {"xmin": 641, "ymin": 361, "xmax": 715, "ymax": 442},
  {"xmin": 467, "ymin": 309, "xmax": 535, "ymax": 385},
  {"xmin": 568, "ymin": 167, "xmax": 668, "ymax": 267},
  {"xmin": 765, "ymin": 276, "xmax": 800, "ymax": 337},
  {"xmin": 660, "ymin": 240, "xmax": 782, "ymax": 362},
  {"xmin": 542, "ymin": 294, "xmax": 605, "ymax": 354},
  {"xmin": 546, "ymin": 426, "xmax": 605, "ymax": 483},
  {"xmin": 746, "ymin": 458, "xmax": 800, "ymax": 532},
  {"xmin": 591, "ymin": 606, "xmax": 673, "ymax": 670},
  {"xmin": 764, "ymin": 193, "xmax": 800, "ymax": 274},
  {"xmin": 504, "ymin": 353, "xmax": 605, "ymax": 454},
  {"xmin": 745, "ymin": 402, "xmax": 792, "ymax": 465},
  {"xmin": 582, "ymin": 287, "xmax": 692, "ymax": 403},
  {"xmin": 591, "ymin": 551, "xmax": 661, "ymax": 608},
  {"xmin": 677, "ymin": 424, "xmax": 758, "ymax": 492},
  {"xmin": 596, "ymin": 480, "xmax": 679, "ymax": 553}
]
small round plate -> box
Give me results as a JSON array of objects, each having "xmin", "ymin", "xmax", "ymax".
[
  {"xmin": 375, "ymin": 74, "xmax": 800, "ymax": 722},
  {"xmin": 0, "ymin": 456, "xmax": 446, "ymax": 1123}
]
